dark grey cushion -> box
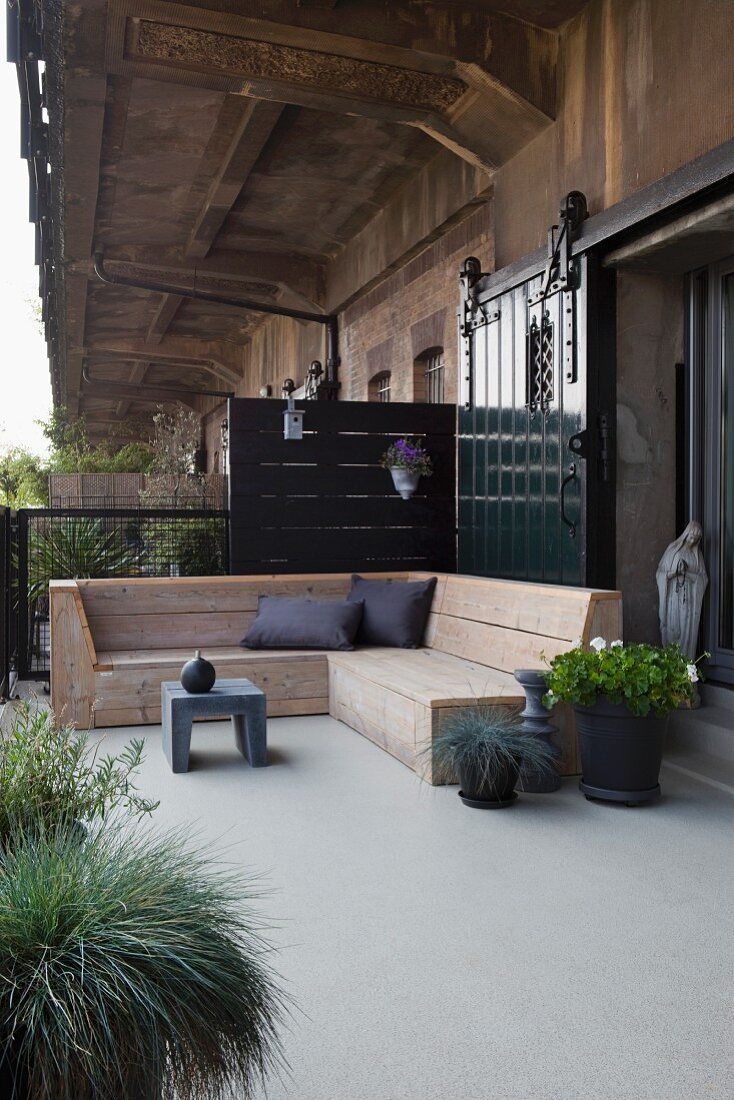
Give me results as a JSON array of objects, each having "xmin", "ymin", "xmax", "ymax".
[
  {"xmin": 347, "ymin": 575, "xmax": 437, "ymax": 648},
  {"xmin": 240, "ymin": 596, "xmax": 364, "ymax": 651}
]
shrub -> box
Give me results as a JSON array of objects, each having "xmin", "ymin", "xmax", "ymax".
[
  {"xmin": 0, "ymin": 704, "xmax": 157, "ymax": 842},
  {"xmin": 543, "ymin": 637, "xmax": 704, "ymax": 716},
  {"xmin": 0, "ymin": 824, "xmax": 287, "ymax": 1100},
  {"xmin": 27, "ymin": 517, "xmax": 142, "ymax": 602}
]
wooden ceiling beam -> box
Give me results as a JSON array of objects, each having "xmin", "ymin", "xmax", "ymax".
[
  {"xmin": 145, "ymin": 95, "xmax": 285, "ymax": 342},
  {"xmin": 107, "ymin": 5, "xmax": 555, "ymax": 174},
  {"xmin": 186, "ymin": 99, "xmax": 284, "ymax": 261},
  {"xmin": 85, "ymin": 340, "xmax": 242, "ymax": 387}
]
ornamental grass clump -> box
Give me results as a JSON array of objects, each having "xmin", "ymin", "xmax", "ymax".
[
  {"xmin": 0, "ymin": 704, "xmax": 158, "ymax": 844},
  {"xmin": 379, "ymin": 437, "xmax": 433, "ymax": 477},
  {"xmin": 0, "ymin": 824, "xmax": 288, "ymax": 1100},
  {"xmin": 543, "ymin": 637, "xmax": 705, "ymax": 716},
  {"xmin": 422, "ymin": 705, "xmax": 555, "ymax": 787}
]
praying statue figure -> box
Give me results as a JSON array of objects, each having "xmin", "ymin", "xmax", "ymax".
[{"xmin": 656, "ymin": 520, "xmax": 708, "ymax": 659}]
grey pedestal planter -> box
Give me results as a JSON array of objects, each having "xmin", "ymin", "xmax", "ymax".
[{"xmin": 513, "ymin": 669, "xmax": 562, "ymax": 792}]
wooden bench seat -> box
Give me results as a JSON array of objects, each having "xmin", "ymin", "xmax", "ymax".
[{"xmin": 50, "ymin": 571, "xmax": 622, "ymax": 784}]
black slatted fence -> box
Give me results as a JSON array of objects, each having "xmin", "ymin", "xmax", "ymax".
[{"xmin": 228, "ymin": 399, "xmax": 456, "ymax": 574}]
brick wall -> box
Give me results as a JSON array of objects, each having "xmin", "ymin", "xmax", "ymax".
[
  {"xmin": 201, "ymin": 199, "xmax": 493, "ymax": 471},
  {"xmin": 339, "ymin": 204, "xmax": 492, "ymax": 403}
]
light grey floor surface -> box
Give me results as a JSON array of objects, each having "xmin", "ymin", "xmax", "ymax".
[{"xmin": 23, "ymin": 696, "xmax": 734, "ymax": 1099}]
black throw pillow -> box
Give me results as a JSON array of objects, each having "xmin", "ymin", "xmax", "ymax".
[
  {"xmin": 347, "ymin": 575, "xmax": 437, "ymax": 648},
  {"xmin": 240, "ymin": 596, "xmax": 364, "ymax": 651}
]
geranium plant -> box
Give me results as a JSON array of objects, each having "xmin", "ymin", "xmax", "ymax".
[
  {"xmin": 543, "ymin": 637, "xmax": 705, "ymax": 717},
  {"xmin": 380, "ymin": 438, "xmax": 433, "ymax": 477}
]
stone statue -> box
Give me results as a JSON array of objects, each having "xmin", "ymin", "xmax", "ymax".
[{"xmin": 656, "ymin": 520, "xmax": 708, "ymax": 658}]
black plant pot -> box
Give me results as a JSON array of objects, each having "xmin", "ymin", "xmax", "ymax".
[
  {"xmin": 0, "ymin": 1031, "xmax": 29, "ymax": 1100},
  {"xmin": 180, "ymin": 649, "xmax": 216, "ymax": 694},
  {"xmin": 458, "ymin": 757, "xmax": 520, "ymax": 809},
  {"xmin": 574, "ymin": 699, "xmax": 668, "ymax": 805}
]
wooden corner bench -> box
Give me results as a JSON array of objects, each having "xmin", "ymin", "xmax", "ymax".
[{"xmin": 50, "ymin": 573, "xmax": 622, "ymax": 784}]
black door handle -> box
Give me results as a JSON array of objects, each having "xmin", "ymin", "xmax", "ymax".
[{"xmin": 561, "ymin": 462, "xmax": 577, "ymax": 538}]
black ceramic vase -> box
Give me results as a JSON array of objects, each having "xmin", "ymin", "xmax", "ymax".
[{"xmin": 180, "ymin": 650, "xmax": 216, "ymax": 694}]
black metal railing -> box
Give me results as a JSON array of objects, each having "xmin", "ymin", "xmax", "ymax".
[{"xmin": 13, "ymin": 508, "xmax": 229, "ymax": 680}]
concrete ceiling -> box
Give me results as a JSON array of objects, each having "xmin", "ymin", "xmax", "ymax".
[{"xmin": 46, "ymin": 0, "xmax": 591, "ymax": 427}]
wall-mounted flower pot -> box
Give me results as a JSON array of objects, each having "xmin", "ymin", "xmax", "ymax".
[
  {"xmin": 574, "ymin": 699, "xmax": 668, "ymax": 805},
  {"xmin": 389, "ymin": 468, "xmax": 420, "ymax": 500}
]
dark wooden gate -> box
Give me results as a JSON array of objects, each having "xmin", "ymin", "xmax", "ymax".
[
  {"xmin": 228, "ymin": 399, "xmax": 456, "ymax": 575},
  {"xmin": 458, "ymin": 201, "xmax": 616, "ymax": 587}
]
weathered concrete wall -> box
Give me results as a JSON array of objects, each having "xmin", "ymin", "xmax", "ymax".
[
  {"xmin": 493, "ymin": 0, "xmax": 734, "ymax": 267},
  {"xmin": 615, "ymin": 271, "xmax": 683, "ymax": 642}
]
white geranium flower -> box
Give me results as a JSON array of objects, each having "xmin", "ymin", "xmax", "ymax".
[
  {"xmin": 590, "ymin": 637, "xmax": 607, "ymax": 651},
  {"xmin": 570, "ymin": 637, "xmax": 582, "ymax": 649},
  {"xmin": 610, "ymin": 639, "xmax": 623, "ymax": 648},
  {"xmin": 687, "ymin": 663, "xmax": 699, "ymax": 683}
]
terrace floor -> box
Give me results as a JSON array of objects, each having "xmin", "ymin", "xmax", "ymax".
[{"xmin": 20, "ymin": 692, "xmax": 734, "ymax": 1099}]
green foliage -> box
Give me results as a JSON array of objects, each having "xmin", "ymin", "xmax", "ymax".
[
  {"xmin": 0, "ymin": 704, "xmax": 158, "ymax": 843},
  {"xmin": 543, "ymin": 639, "xmax": 704, "ymax": 716},
  {"xmin": 138, "ymin": 515, "xmax": 226, "ymax": 576},
  {"xmin": 28, "ymin": 518, "xmax": 142, "ymax": 602},
  {"xmin": 0, "ymin": 447, "xmax": 48, "ymax": 507},
  {"xmin": 420, "ymin": 705, "xmax": 554, "ymax": 787},
  {"xmin": 149, "ymin": 407, "xmax": 202, "ymax": 476},
  {"xmin": 37, "ymin": 407, "xmax": 155, "ymax": 474},
  {"xmin": 0, "ymin": 824, "xmax": 287, "ymax": 1100},
  {"xmin": 379, "ymin": 437, "xmax": 433, "ymax": 477}
]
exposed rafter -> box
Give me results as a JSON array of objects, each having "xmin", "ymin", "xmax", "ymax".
[{"xmin": 106, "ymin": 3, "xmax": 555, "ymax": 174}]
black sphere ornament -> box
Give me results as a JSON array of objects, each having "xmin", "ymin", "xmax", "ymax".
[{"xmin": 180, "ymin": 650, "xmax": 216, "ymax": 694}]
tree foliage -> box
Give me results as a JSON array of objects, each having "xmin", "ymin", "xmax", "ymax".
[
  {"xmin": 0, "ymin": 448, "xmax": 48, "ymax": 507},
  {"xmin": 38, "ymin": 407, "xmax": 156, "ymax": 475}
]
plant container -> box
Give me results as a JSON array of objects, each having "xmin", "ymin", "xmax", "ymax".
[
  {"xmin": 389, "ymin": 468, "xmax": 420, "ymax": 500},
  {"xmin": 574, "ymin": 699, "xmax": 668, "ymax": 805},
  {"xmin": 458, "ymin": 757, "xmax": 520, "ymax": 809}
]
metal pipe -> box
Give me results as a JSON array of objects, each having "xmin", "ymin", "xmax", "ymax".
[{"xmin": 93, "ymin": 252, "xmax": 340, "ymax": 394}]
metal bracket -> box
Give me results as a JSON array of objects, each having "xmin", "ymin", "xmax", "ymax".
[
  {"xmin": 527, "ymin": 190, "xmax": 588, "ymax": 308},
  {"xmin": 598, "ymin": 413, "xmax": 612, "ymax": 482},
  {"xmin": 560, "ymin": 463, "xmax": 578, "ymax": 539},
  {"xmin": 459, "ymin": 256, "xmax": 498, "ymax": 410},
  {"xmin": 568, "ymin": 429, "xmax": 589, "ymax": 460}
]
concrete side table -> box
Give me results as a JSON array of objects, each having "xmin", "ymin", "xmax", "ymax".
[{"xmin": 161, "ymin": 679, "xmax": 267, "ymax": 774}]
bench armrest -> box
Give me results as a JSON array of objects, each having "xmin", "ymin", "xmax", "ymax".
[{"xmin": 50, "ymin": 581, "xmax": 96, "ymax": 728}]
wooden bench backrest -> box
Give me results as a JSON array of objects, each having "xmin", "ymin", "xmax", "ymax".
[
  {"xmin": 63, "ymin": 571, "xmax": 621, "ymax": 668},
  {"xmin": 73, "ymin": 573, "xmax": 405, "ymax": 653},
  {"xmin": 411, "ymin": 572, "xmax": 622, "ymax": 672}
]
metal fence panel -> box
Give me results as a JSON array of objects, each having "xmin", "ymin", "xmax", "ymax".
[{"xmin": 15, "ymin": 508, "xmax": 229, "ymax": 679}]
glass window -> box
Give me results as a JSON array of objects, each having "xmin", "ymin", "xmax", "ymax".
[{"xmin": 369, "ymin": 371, "xmax": 391, "ymax": 402}]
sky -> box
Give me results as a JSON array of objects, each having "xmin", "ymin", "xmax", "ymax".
[{"xmin": 1, "ymin": 20, "xmax": 54, "ymax": 457}]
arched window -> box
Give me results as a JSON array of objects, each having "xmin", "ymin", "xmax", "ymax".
[
  {"xmin": 414, "ymin": 347, "xmax": 445, "ymax": 403},
  {"xmin": 369, "ymin": 371, "xmax": 391, "ymax": 403}
]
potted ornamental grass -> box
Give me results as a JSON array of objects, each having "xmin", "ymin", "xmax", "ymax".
[
  {"xmin": 543, "ymin": 637, "xmax": 703, "ymax": 805},
  {"xmin": 0, "ymin": 705, "xmax": 288, "ymax": 1099},
  {"xmin": 380, "ymin": 437, "xmax": 433, "ymax": 500},
  {"xmin": 421, "ymin": 705, "xmax": 556, "ymax": 809},
  {"xmin": 0, "ymin": 824, "xmax": 287, "ymax": 1100}
]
